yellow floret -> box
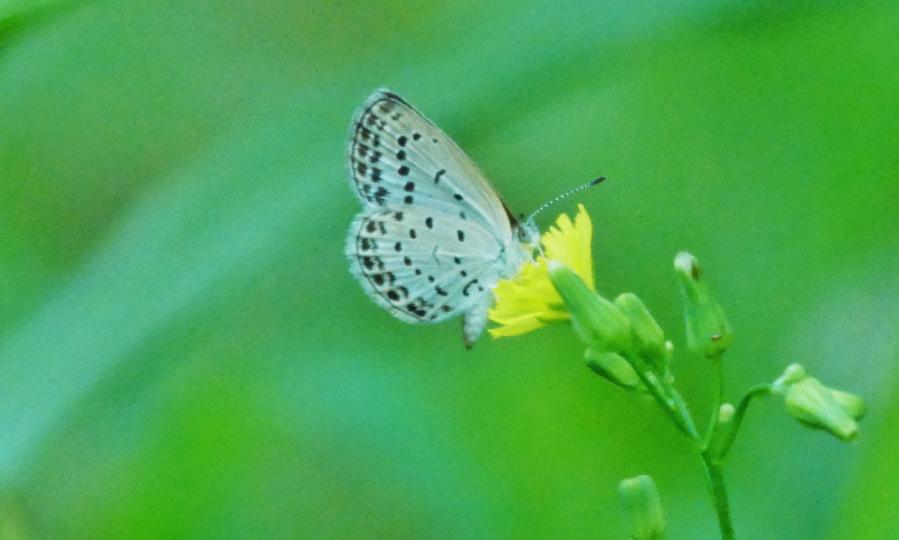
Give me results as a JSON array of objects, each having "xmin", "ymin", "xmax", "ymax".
[{"xmin": 489, "ymin": 204, "xmax": 594, "ymax": 337}]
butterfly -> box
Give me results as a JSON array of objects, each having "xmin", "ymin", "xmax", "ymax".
[{"xmin": 344, "ymin": 89, "xmax": 542, "ymax": 347}]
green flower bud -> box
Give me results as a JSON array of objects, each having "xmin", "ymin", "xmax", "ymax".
[
  {"xmin": 828, "ymin": 388, "xmax": 866, "ymax": 419},
  {"xmin": 618, "ymin": 475, "xmax": 666, "ymax": 540},
  {"xmin": 614, "ymin": 293, "xmax": 667, "ymax": 366},
  {"xmin": 702, "ymin": 403, "xmax": 737, "ymax": 458},
  {"xmin": 549, "ymin": 262, "xmax": 632, "ymax": 353},
  {"xmin": 784, "ymin": 378, "xmax": 860, "ymax": 440},
  {"xmin": 718, "ymin": 403, "xmax": 735, "ymax": 423},
  {"xmin": 585, "ymin": 348, "xmax": 642, "ymax": 389},
  {"xmin": 774, "ymin": 363, "xmax": 807, "ymax": 387},
  {"xmin": 773, "ymin": 364, "xmax": 866, "ymax": 442},
  {"xmin": 673, "ymin": 252, "xmax": 732, "ymax": 358}
]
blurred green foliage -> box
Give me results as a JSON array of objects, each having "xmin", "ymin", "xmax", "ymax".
[{"xmin": 1, "ymin": 1, "xmax": 898, "ymax": 538}]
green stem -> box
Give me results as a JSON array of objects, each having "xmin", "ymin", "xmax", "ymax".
[
  {"xmin": 622, "ymin": 351, "xmax": 737, "ymax": 538},
  {"xmin": 698, "ymin": 355, "xmax": 735, "ymax": 539},
  {"xmin": 702, "ymin": 357, "xmax": 725, "ymax": 451},
  {"xmin": 625, "ymin": 352, "xmax": 700, "ymax": 441},
  {"xmin": 702, "ymin": 454, "xmax": 735, "ymax": 540},
  {"xmin": 716, "ymin": 384, "xmax": 772, "ymax": 459},
  {"xmin": 669, "ymin": 386, "xmax": 700, "ymax": 440}
]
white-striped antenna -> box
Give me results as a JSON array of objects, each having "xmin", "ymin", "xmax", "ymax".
[{"xmin": 526, "ymin": 176, "xmax": 606, "ymax": 222}]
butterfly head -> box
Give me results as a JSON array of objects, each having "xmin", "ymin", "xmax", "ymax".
[{"xmin": 516, "ymin": 216, "xmax": 541, "ymax": 251}]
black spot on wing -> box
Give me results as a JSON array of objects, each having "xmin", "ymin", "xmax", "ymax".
[
  {"xmin": 354, "ymin": 214, "xmax": 425, "ymax": 318},
  {"xmin": 350, "ymin": 96, "xmax": 410, "ymax": 203}
]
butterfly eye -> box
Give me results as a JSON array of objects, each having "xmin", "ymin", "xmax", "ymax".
[{"xmin": 517, "ymin": 220, "xmax": 540, "ymax": 246}]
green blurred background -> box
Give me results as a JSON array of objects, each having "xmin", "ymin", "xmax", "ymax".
[{"xmin": 1, "ymin": 1, "xmax": 898, "ymax": 538}]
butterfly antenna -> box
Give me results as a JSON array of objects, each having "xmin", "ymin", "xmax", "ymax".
[{"xmin": 526, "ymin": 176, "xmax": 606, "ymax": 222}]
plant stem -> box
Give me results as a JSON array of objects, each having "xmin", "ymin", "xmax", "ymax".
[
  {"xmin": 717, "ymin": 384, "xmax": 772, "ymax": 459},
  {"xmin": 697, "ymin": 355, "xmax": 735, "ymax": 539},
  {"xmin": 669, "ymin": 387, "xmax": 700, "ymax": 440},
  {"xmin": 702, "ymin": 454, "xmax": 735, "ymax": 540},
  {"xmin": 625, "ymin": 352, "xmax": 700, "ymax": 440},
  {"xmin": 624, "ymin": 350, "xmax": 736, "ymax": 538},
  {"xmin": 701, "ymin": 357, "xmax": 725, "ymax": 450}
]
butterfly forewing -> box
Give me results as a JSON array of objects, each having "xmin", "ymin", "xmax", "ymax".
[{"xmin": 348, "ymin": 89, "xmax": 513, "ymax": 241}]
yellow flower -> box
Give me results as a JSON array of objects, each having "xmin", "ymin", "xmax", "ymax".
[{"xmin": 489, "ymin": 204, "xmax": 595, "ymax": 337}]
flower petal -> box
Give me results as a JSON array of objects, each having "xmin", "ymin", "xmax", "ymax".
[{"xmin": 488, "ymin": 205, "xmax": 595, "ymax": 338}]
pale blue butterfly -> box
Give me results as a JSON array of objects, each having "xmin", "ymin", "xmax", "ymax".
[{"xmin": 345, "ymin": 89, "xmax": 599, "ymax": 346}]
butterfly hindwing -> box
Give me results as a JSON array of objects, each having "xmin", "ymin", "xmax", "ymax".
[
  {"xmin": 348, "ymin": 89, "xmax": 514, "ymax": 241},
  {"xmin": 346, "ymin": 206, "xmax": 502, "ymax": 324}
]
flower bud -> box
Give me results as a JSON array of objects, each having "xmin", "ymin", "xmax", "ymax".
[
  {"xmin": 702, "ymin": 402, "xmax": 738, "ymax": 458},
  {"xmin": 585, "ymin": 349, "xmax": 641, "ymax": 389},
  {"xmin": 774, "ymin": 363, "xmax": 807, "ymax": 388},
  {"xmin": 618, "ymin": 475, "xmax": 666, "ymax": 540},
  {"xmin": 549, "ymin": 262, "xmax": 632, "ymax": 353},
  {"xmin": 828, "ymin": 388, "xmax": 866, "ymax": 419},
  {"xmin": 718, "ymin": 402, "xmax": 735, "ymax": 423},
  {"xmin": 774, "ymin": 364, "xmax": 866, "ymax": 441},
  {"xmin": 614, "ymin": 293, "xmax": 667, "ymax": 366},
  {"xmin": 784, "ymin": 378, "xmax": 860, "ymax": 440},
  {"xmin": 673, "ymin": 252, "xmax": 732, "ymax": 358}
]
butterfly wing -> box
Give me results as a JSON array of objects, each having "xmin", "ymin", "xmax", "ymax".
[
  {"xmin": 347, "ymin": 89, "xmax": 515, "ymax": 242},
  {"xmin": 346, "ymin": 205, "xmax": 503, "ymax": 326},
  {"xmin": 346, "ymin": 89, "xmax": 534, "ymax": 345}
]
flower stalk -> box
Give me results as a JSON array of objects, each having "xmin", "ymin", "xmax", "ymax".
[{"xmin": 487, "ymin": 206, "xmax": 864, "ymax": 539}]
